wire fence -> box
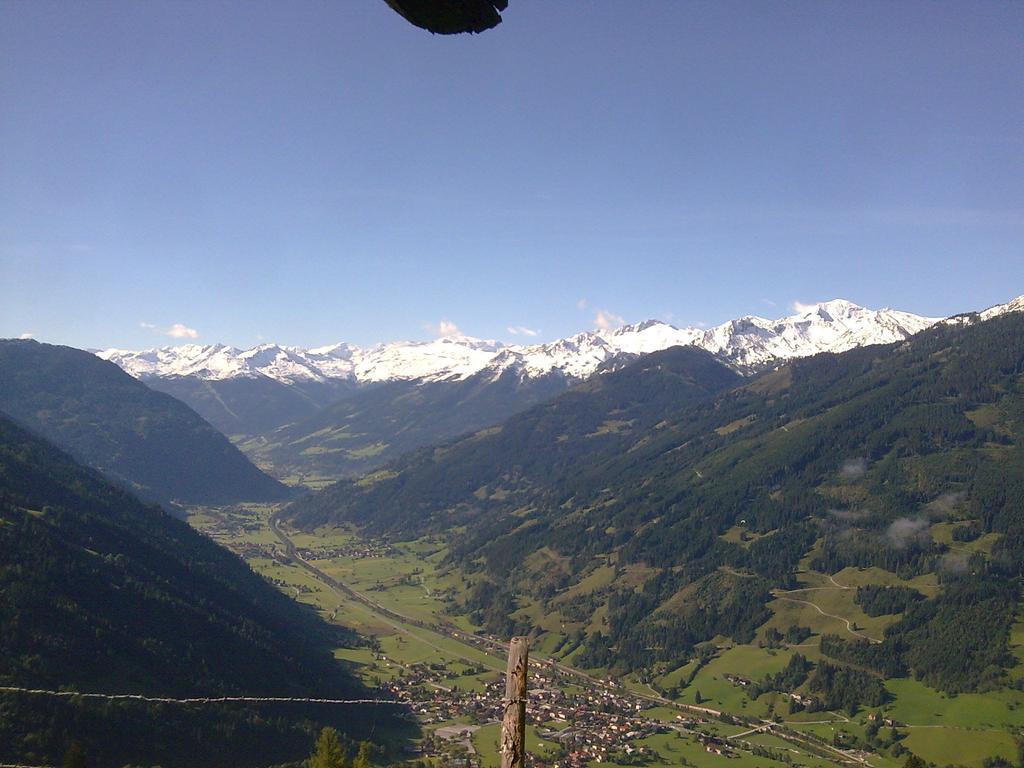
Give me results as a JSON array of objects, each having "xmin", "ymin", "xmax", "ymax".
[{"xmin": 0, "ymin": 685, "xmax": 408, "ymax": 706}]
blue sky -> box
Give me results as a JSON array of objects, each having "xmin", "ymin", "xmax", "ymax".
[{"xmin": 2, "ymin": 1, "xmax": 1021, "ymax": 349}]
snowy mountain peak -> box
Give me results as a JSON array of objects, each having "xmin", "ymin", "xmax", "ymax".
[
  {"xmin": 942, "ymin": 294, "xmax": 1024, "ymax": 326},
  {"xmin": 980, "ymin": 294, "xmax": 1024, "ymax": 321},
  {"xmin": 99, "ymin": 296, "xmax": 1023, "ymax": 388}
]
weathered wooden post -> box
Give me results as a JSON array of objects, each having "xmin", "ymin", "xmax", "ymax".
[{"xmin": 500, "ymin": 636, "xmax": 529, "ymax": 768}]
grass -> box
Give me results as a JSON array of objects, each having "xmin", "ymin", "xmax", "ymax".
[
  {"xmin": 185, "ymin": 505, "xmax": 1024, "ymax": 768},
  {"xmin": 883, "ymin": 678, "xmax": 1024, "ymax": 729},
  {"xmin": 672, "ymin": 645, "xmax": 794, "ymax": 717},
  {"xmin": 930, "ymin": 521, "xmax": 1002, "ymax": 554},
  {"xmin": 472, "ymin": 723, "xmax": 559, "ymax": 768},
  {"xmin": 900, "ymin": 727, "xmax": 1018, "ymax": 767}
]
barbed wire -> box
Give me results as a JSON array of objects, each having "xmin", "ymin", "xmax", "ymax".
[{"xmin": 0, "ymin": 685, "xmax": 408, "ymax": 706}]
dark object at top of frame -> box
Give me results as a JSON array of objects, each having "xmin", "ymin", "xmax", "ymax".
[{"xmin": 384, "ymin": 0, "xmax": 508, "ymax": 35}]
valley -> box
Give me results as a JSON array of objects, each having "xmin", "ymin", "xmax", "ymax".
[
  {"xmin": 188, "ymin": 502, "xmax": 1024, "ymax": 768},
  {"xmin": 4, "ymin": 303, "xmax": 1023, "ymax": 767},
  {"xmin": 6, "ymin": 3, "xmax": 1022, "ymax": 765}
]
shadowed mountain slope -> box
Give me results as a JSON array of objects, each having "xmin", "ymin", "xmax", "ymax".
[
  {"xmin": 289, "ymin": 345, "xmax": 743, "ymax": 531},
  {"xmin": 244, "ymin": 366, "xmax": 572, "ymax": 485},
  {"xmin": 0, "ymin": 340, "xmax": 290, "ymax": 506},
  {"xmin": 144, "ymin": 373, "xmax": 356, "ymax": 437},
  {"xmin": 0, "ymin": 414, "xmax": 398, "ymax": 766}
]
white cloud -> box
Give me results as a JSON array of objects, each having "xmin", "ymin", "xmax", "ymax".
[
  {"xmin": 885, "ymin": 516, "xmax": 931, "ymax": 549},
  {"xmin": 18, "ymin": 332, "xmax": 34, "ymax": 340},
  {"xmin": 760, "ymin": 298, "xmax": 777, "ymax": 308},
  {"xmin": 166, "ymin": 323, "xmax": 199, "ymax": 339},
  {"xmin": 840, "ymin": 457, "xmax": 868, "ymax": 479},
  {"xmin": 791, "ymin": 300, "xmax": 818, "ymax": 313},
  {"xmin": 576, "ymin": 298, "xmax": 588, "ymax": 310},
  {"xmin": 594, "ymin": 309, "xmax": 625, "ymax": 331},
  {"xmin": 140, "ymin": 321, "xmax": 199, "ymax": 339},
  {"xmin": 426, "ymin": 319, "xmax": 461, "ymax": 338},
  {"xmin": 507, "ymin": 325, "xmax": 539, "ymax": 337}
]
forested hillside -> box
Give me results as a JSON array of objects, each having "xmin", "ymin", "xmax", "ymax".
[
  {"xmin": 144, "ymin": 372, "xmax": 356, "ymax": 437},
  {"xmin": 290, "ymin": 312, "xmax": 1024, "ymax": 695},
  {"xmin": 0, "ymin": 414, "xmax": 397, "ymax": 766},
  {"xmin": 289, "ymin": 345, "xmax": 742, "ymax": 527},
  {"xmin": 0, "ymin": 340, "xmax": 290, "ymax": 506},
  {"xmin": 245, "ymin": 365, "xmax": 577, "ymax": 485}
]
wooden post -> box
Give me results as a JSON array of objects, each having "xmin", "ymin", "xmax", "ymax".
[{"xmin": 500, "ymin": 636, "xmax": 529, "ymax": 768}]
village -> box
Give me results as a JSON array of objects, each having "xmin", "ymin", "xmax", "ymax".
[
  {"xmin": 196, "ymin": 513, "xmax": 881, "ymax": 768},
  {"xmin": 375, "ymin": 655, "xmax": 745, "ymax": 768}
]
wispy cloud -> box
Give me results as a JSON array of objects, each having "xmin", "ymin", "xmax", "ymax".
[
  {"xmin": 426, "ymin": 319, "xmax": 461, "ymax": 338},
  {"xmin": 840, "ymin": 457, "xmax": 868, "ymax": 479},
  {"xmin": 166, "ymin": 323, "xmax": 199, "ymax": 339},
  {"xmin": 507, "ymin": 325, "xmax": 539, "ymax": 337},
  {"xmin": 885, "ymin": 516, "xmax": 932, "ymax": 549},
  {"xmin": 576, "ymin": 298, "xmax": 588, "ymax": 310},
  {"xmin": 791, "ymin": 300, "xmax": 818, "ymax": 313},
  {"xmin": 594, "ymin": 309, "xmax": 625, "ymax": 331},
  {"xmin": 138, "ymin": 321, "xmax": 199, "ymax": 339},
  {"xmin": 18, "ymin": 332, "xmax": 34, "ymax": 340},
  {"xmin": 760, "ymin": 298, "xmax": 777, "ymax": 308}
]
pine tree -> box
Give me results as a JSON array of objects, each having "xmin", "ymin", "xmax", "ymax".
[
  {"xmin": 310, "ymin": 727, "xmax": 348, "ymax": 768},
  {"xmin": 353, "ymin": 741, "xmax": 372, "ymax": 768}
]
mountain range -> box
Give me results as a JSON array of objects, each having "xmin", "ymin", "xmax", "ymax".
[
  {"xmin": 289, "ymin": 303, "xmax": 1024, "ymax": 698},
  {"xmin": 96, "ymin": 299, "xmax": 978, "ymax": 485},
  {"xmin": 100, "ymin": 299, "xmax": 942, "ymax": 387}
]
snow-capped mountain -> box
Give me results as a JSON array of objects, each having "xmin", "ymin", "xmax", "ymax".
[
  {"xmin": 942, "ymin": 295, "xmax": 1024, "ymax": 326},
  {"xmin": 99, "ymin": 336, "xmax": 504, "ymax": 385},
  {"xmin": 91, "ymin": 294, "xmax": 1022, "ymax": 484},
  {"xmin": 98, "ymin": 299, "xmax": 945, "ymax": 385}
]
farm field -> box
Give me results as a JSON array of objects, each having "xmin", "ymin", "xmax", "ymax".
[{"xmin": 187, "ymin": 504, "xmax": 1024, "ymax": 768}]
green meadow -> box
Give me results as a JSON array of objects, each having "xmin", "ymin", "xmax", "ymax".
[{"xmin": 187, "ymin": 506, "xmax": 1024, "ymax": 768}]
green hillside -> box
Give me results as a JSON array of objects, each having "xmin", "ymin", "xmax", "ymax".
[
  {"xmin": 289, "ymin": 313, "xmax": 1024, "ymax": 697},
  {"xmin": 145, "ymin": 372, "xmax": 356, "ymax": 437},
  {"xmin": 0, "ymin": 339, "xmax": 291, "ymax": 506},
  {"xmin": 289, "ymin": 345, "xmax": 743, "ymax": 527},
  {"xmin": 0, "ymin": 413, "xmax": 398, "ymax": 766},
  {"xmin": 243, "ymin": 366, "xmax": 575, "ymax": 486}
]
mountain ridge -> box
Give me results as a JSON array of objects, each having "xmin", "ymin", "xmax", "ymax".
[
  {"xmin": 0, "ymin": 340, "xmax": 291, "ymax": 506},
  {"xmin": 287, "ymin": 308, "xmax": 1024, "ymax": 698},
  {"xmin": 89, "ymin": 295, "xmax": 1022, "ymax": 485},
  {"xmin": 99, "ymin": 297, "xmax": 982, "ymax": 386},
  {"xmin": 0, "ymin": 412, "xmax": 391, "ymax": 766}
]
